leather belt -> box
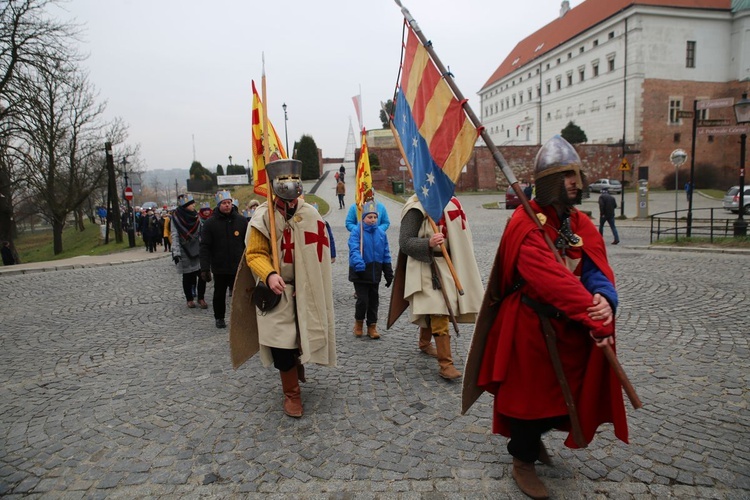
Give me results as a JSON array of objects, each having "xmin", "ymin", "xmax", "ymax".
[{"xmin": 521, "ymin": 294, "xmax": 564, "ymax": 320}]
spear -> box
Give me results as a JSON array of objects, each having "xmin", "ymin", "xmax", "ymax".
[{"xmin": 394, "ymin": 0, "xmax": 641, "ymax": 411}]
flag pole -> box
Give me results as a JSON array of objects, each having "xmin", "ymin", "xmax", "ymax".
[
  {"xmin": 261, "ymin": 55, "xmax": 280, "ymax": 272},
  {"xmin": 382, "ymin": 102, "xmax": 465, "ymax": 297},
  {"xmin": 394, "ymin": 0, "xmax": 641, "ymax": 410}
]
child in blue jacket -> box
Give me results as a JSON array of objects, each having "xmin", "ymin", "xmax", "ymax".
[{"xmin": 348, "ymin": 201, "xmax": 393, "ymax": 339}]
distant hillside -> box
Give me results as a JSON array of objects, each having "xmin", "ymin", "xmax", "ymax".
[{"xmin": 140, "ymin": 168, "xmax": 190, "ymax": 192}]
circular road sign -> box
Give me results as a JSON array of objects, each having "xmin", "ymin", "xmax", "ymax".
[
  {"xmin": 124, "ymin": 186, "xmax": 133, "ymax": 200},
  {"xmin": 670, "ymin": 149, "xmax": 688, "ymax": 167}
]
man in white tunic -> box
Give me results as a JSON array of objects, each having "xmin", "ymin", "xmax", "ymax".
[{"xmin": 230, "ymin": 159, "xmax": 335, "ymax": 418}]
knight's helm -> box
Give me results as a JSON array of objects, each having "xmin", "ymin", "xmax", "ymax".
[
  {"xmin": 177, "ymin": 194, "xmax": 195, "ymax": 207},
  {"xmin": 533, "ymin": 135, "xmax": 584, "ymax": 206},
  {"xmin": 215, "ymin": 190, "xmax": 232, "ymax": 206},
  {"xmin": 266, "ymin": 159, "xmax": 303, "ymax": 201}
]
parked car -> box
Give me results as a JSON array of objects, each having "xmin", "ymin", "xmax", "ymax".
[
  {"xmin": 722, "ymin": 185, "xmax": 750, "ymax": 214},
  {"xmin": 504, "ymin": 184, "xmax": 530, "ymax": 209},
  {"xmin": 588, "ymin": 178, "xmax": 623, "ymax": 194}
]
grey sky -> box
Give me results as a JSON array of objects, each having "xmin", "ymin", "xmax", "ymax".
[{"xmin": 59, "ymin": 0, "xmax": 581, "ymax": 171}]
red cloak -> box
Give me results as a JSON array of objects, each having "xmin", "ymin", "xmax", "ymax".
[{"xmin": 476, "ymin": 201, "xmax": 628, "ymax": 448}]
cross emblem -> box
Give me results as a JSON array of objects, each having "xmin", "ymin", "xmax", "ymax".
[
  {"xmin": 447, "ymin": 197, "xmax": 466, "ymax": 230},
  {"xmin": 304, "ymin": 220, "xmax": 330, "ymax": 262},
  {"xmin": 281, "ymin": 228, "xmax": 294, "ymax": 263}
]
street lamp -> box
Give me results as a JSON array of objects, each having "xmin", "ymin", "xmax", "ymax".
[
  {"xmin": 282, "ymin": 102, "xmax": 289, "ymax": 157},
  {"xmin": 732, "ymin": 93, "xmax": 750, "ymax": 237},
  {"xmin": 670, "ymin": 149, "xmax": 688, "ymax": 241}
]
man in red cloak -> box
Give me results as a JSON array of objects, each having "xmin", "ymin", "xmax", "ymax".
[{"xmin": 467, "ymin": 136, "xmax": 628, "ymax": 499}]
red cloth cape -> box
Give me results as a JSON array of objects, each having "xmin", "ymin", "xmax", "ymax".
[{"xmin": 477, "ymin": 202, "xmax": 628, "ymax": 448}]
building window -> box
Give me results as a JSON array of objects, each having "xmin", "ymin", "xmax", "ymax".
[
  {"xmin": 567, "ymin": 52, "xmax": 572, "ymax": 59},
  {"xmin": 536, "ymin": 86, "xmax": 541, "ymax": 98},
  {"xmin": 566, "ymin": 72, "xmax": 573, "ymax": 86},
  {"xmin": 686, "ymin": 41, "xmax": 696, "ymax": 68},
  {"xmin": 546, "ymin": 112, "xmax": 551, "ymax": 120},
  {"xmin": 528, "ymin": 89, "xmax": 533, "ymax": 100},
  {"xmin": 608, "ymin": 57, "xmax": 615, "ymax": 72},
  {"xmin": 556, "ymin": 76, "xmax": 561, "ymax": 90},
  {"xmin": 512, "ymin": 96, "xmax": 516, "ymax": 106},
  {"xmin": 579, "ymin": 47, "xmax": 584, "ymax": 54},
  {"xmin": 591, "ymin": 99, "xmax": 600, "ymax": 111},
  {"xmin": 546, "ymin": 63, "xmax": 550, "ymax": 70},
  {"xmin": 593, "ymin": 39, "xmax": 599, "ymax": 47},
  {"xmin": 608, "ymin": 31, "xmax": 615, "ymax": 39},
  {"xmin": 673, "ymin": 133, "xmax": 681, "ymax": 142},
  {"xmin": 546, "ymin": 81, "xmax": 551, "ymax": 94},
  {"xmin": 556, "ymin": 58, "xmax": 561, "ymax": 64},
  {"xmin": 669, "ymin": 99, "xmax": 682, "ymax": 124},
  {"xmin": 592, "ymin": 63, "xmax": 599, "ymax": 77},
  {"xmin": 519, "ymin": 93, "xmax": 523, "ymax": 104},
  {"xmin": 708, "ymin": 135, "xmax": 714, "ymax": 143},
  {"xmin": 579, "ymin": 68, "xmax": 585, "ymax": 82}
]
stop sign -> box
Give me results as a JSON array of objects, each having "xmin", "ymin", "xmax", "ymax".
[{"xmin": 124, "ymin": 187, "xmax": 133, "ymax": 200}]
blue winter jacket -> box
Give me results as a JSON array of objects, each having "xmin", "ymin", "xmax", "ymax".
[{"xmin": 348, "ymin": 222, "xmax": 393, "ymax": 284}]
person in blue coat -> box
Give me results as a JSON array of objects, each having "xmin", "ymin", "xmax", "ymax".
[
  {"xmin": 345, "ymin": 194, "xmax": 390, "ymax": 232},
  {"xmin": 348, "ymin": 201, "xmax": 393, "ymax": 339}
]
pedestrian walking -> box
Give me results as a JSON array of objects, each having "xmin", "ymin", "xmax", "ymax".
[
  {"xmin": 171, "ymin": 194, "xmax": 207, "ymax": 309},
  {"xmin": 348, "ymin": 201, "xmax": 393, "ymax": 340},
  {"xmin": 336, "ymin": 179, "xmax": 346, "ymax": 209},
  {"xmin": 598, "ymin": 188, "xmax": 620, "ymax": 244},
  {"xmin": 199, "ymin": 190, "xmax": 248, "ymax": 329},
  {"xmin": 161, "ymin": 209, "xmax": 172, "ymax": 252},
  {"xmin": 230, "ymin": 159, "xmax": 335, "ymax": 419},
  {"xmin": 466, "ymin": 135, "xmax": 628, "ymax": 500},
  {"xmin": 391, "ymin": 195, "xmax": 483, "ymax": 379}
]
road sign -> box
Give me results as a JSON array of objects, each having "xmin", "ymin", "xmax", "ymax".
[
  {"xmin": 677, "ymin": 110, "xmax": 694, "ymax": 119},
  {"xmin": 618, "ymin": 158, "xmax": 631, "ymax": 172},
  {"xmin": 670, "ymin": 149, "xmax": 688, "ymax": 167},
  {"xmin": 698, "ymin": 119, "xmax": 732, "ymax": 127},
  {"xmin": 124, "ymin": 187, "xmax": 133, "ymax": 200},
  {"xmin": 696, "ymin": 97, "xmax": 734, "ymax": 110},
  {"xmin": 697, "ymin": 125, "xmax": 750, "ymax": 136}
]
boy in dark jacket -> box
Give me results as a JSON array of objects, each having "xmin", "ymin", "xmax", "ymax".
[{"xmin": 348, "ymin": 201, "xmax": 393, "ymax": 339}]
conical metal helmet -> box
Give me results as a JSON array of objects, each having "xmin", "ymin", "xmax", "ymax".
[
  {"xmin": 266, "ymin": 159, "xmax": 303, "ymax": 201},
  {"xmin": 533, "ymin": 135, "xmax": 583, "ymax": 186}
]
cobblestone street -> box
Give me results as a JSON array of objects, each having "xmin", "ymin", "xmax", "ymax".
[{"xmin": 1, "ymin": 170, "xmax": 748, "ymax": 498}]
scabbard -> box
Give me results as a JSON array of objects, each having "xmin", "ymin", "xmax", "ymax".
[{"xmin": 538, "ymin": 314, "xmax": 586, "ymax": 448}]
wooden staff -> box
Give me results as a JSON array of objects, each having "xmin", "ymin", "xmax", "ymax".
[
  {"xmin": 394, "ymin": 0, "xmax": 641, "ymax": 410},
  {"xmin": 383, "ymin": 102, "xmax": 465, "ymax": 296},
  {"xmin": 261, "ymin": 57, "xmax": 279, "ymax": 272}
]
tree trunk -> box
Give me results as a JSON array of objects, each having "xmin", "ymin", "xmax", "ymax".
[
  {"xmin": 76, "ymin": 208, "xmax": 85, "ymax": 232},
  {"xmin": 52, "ymin": 219, "xmax": 65, "ymax": 255},
  {"xmin": 0, "ymin": 169, "xmax": 17, "ymax": 243}
]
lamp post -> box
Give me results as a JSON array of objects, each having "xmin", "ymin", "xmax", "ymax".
[
  {"xmin": 228, "ymin": 155, "xmax": 232, "ymax": 169},
  {"xmin": 733, "ymin": 93, "xmax": 750, "ymax": 237},
  {"xmin": 670, "ymin": 149, "xmax": 687, "ymax": 241},
  {"xmin": 282, "ymin": 102, "xmax": 289, "ymax": 156}
]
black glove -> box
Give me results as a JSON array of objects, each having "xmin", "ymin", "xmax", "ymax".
[
  {"xmin": 200, "ymin": 270, "xmax": 212, "ymax": 283},
  {"xmin": 383, "ymin": 263, "xmax": 394, "ymax": 288},
  {"xmin": 385, "ymin": 278, "xmax": 393, "ymax": 288},
  {"xmin": 173, "ymin": 256, "xmax": 180, "ymax": 265}
]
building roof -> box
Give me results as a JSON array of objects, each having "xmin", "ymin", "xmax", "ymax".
[{"xmin": 481, "ymin": 0, "xmax": 732, "ymax": 91}]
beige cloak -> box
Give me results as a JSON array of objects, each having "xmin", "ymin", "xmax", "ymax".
[
  {"xmin": 392, "ymin": 195, "xmax": 484, "ymax": 328},
  {"xmin": 229, "ymin": 201, "xmax": 336, "ymax": 369}
]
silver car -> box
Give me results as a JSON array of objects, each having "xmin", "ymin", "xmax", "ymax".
[
  {"xmin": 722, "ymin": 186, "xmax": 750, "ymax": 214},
  {"xmin": 588, "ymin": 178, "xmax": 623, "ymax": 194}
]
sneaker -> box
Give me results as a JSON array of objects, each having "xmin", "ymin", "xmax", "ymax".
[{"xmin": 215, "ymin": 318, "xmax": 226, "ymax": 328}]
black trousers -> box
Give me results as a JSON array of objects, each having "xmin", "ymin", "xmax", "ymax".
[
  {"xmin": 507, "ymin": 415, "xmax": 568, "ymax": 463},
  {"xmin": 353, "ymin": 282, "xmax": 379, "ymax": 325},
  {"xmin": 270, "ymin": 347, "xmax": 299, "ymax": 372},
  {"xmin": 182, "ymin": 270, "xmax": 206, "ymax": 301},
  {"xmin": 212, "ymin": 273, "xmax": 235, "ymax": 319}
]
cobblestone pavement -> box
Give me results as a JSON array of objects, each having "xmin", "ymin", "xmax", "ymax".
[{"xmin": 1, "ymin": 168, "xmax": 748, "ymax": 498}]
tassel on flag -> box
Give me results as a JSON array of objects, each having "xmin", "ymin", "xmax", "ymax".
[
  {"xmin": 355, "ymin": 129, "xmax": 372, "ymax": 220},
  {"xmin": 394, "ymin": 24, "xmax": 478, "ymax": 222},
  {"xmin": 251, "ymin": 80, "xmax": 287, "ymax": 196}
]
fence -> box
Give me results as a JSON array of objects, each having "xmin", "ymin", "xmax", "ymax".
[{"xmin": 650, "ymin": 208, "xmax": 737, "ymax": 243}]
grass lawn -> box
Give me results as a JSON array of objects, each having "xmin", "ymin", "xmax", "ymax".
[{"xmin": 14, "ymin": 223, "xmax": 133, "ymax": 264}]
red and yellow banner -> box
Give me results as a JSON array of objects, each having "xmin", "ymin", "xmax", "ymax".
[
  {"xmin": 355, "ymin": 129, "xmax": 372, "ymax": 220},
  {"xmin": 252, "ymin": 80, "xmax": 287, "ymax": 196}
]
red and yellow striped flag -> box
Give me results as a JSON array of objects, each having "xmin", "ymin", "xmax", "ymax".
[
  {"xmin": 252, "ymin": 80, "xmax": 287, "ymax": 196},
  {"xmin": 355, "ymin": 129, "xmax": 372, "ymax": 220}
]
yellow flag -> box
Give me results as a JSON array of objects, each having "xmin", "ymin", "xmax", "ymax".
[
  {"xmin": 354, "ymin": 129, "xmax": 372, "ymax": 219},
  {"xmin": 252, "ymin": 80, "xmax": 287, "ymax": 196}
]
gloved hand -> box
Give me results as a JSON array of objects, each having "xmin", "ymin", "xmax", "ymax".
[
  {"xmin": 200, "ymin": 270, "xmax": 212, "ymax": 283},
  {"xmin": 173, "ymin": 256, "xmax": 180, "ymax": 265},
  {"xmin": 385, "ymin": 278, "xmax": 392, "ymax": 288}
]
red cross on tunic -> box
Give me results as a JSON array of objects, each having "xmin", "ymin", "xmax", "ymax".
[
  {"xmin": 447, "ymin": 197, "xmax": 467, "ymax": 230},
  {"xmin": 304, "ymin": 220, "xmax": 330, "ymax": 262},
  {"xmin": 281, "ymin": 228, "xmax": 294, "ymax": 263}
]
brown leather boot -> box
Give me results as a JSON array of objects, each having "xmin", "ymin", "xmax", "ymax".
[
  {"xmin": 418, "ymin": 327, "xmax": 437, "ymax": 357},
  {"xmin": 367, "ymin": 323, "xmax": 380, "ymax": 339},
  {"xmin": 434, "ymin": 334, "xmax": 461, "ymax": 380},
  {"xmin": 512, "ymin": 458, "xmax": 549, "ymax": 499},
  {"xmin": 279, "ymin": 368, "xmax": 303, "ymax": 418},
  {"xmin": 537, "ymin": 440, "xmax": 553, "ymax": 465},
  {"xmin": 353, "ymin": 320, "xmax": 364, "ymax": 337}
]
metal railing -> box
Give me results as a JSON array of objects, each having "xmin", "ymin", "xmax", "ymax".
[{"xmin": 650, "ymin": 208, "xmax": 736, "ymax": 243}]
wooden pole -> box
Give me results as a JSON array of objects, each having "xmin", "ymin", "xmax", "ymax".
[{"xmin": 261, "ymin": 57, "xmax": 279, "ymax": 272}]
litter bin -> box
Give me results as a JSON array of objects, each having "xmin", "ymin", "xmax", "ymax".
[{"xmin": 392, "ymin": 181, "xmax": 404, "ymax": 194}]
